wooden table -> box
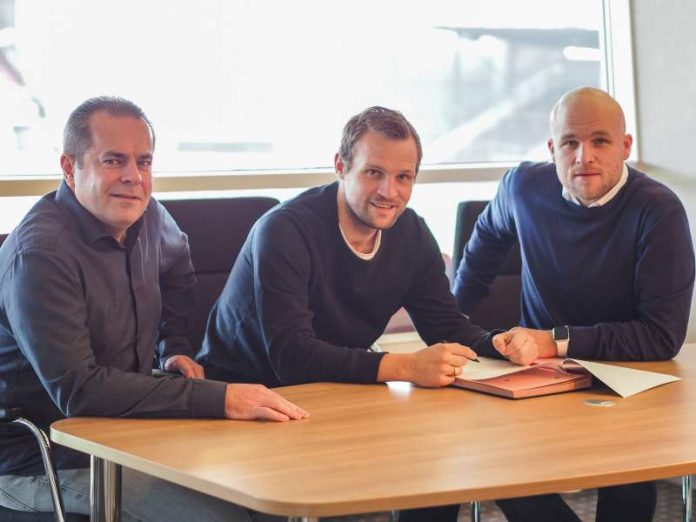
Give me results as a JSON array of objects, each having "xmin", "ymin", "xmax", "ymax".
[{"xmin": 51, "ymin": 342, "xmax": 696, "ymax": 521}]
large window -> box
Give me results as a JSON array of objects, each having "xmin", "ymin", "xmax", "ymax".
[
  {"xmin": 0, "ymin": 0, "xmax": 634, "ymax": 252},
  {"xmin": 0, "ymin": 0, "xmax": 609, "ymax": 175}
]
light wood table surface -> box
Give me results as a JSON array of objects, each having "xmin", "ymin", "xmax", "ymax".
[{"xmin": 51, "ymin": 340, "xmax": 696, "ymax": 521}]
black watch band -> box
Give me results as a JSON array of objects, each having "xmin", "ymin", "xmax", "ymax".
[{"xmin": 553, "ymin": 326, "xmax": 569, "ymax": 341}]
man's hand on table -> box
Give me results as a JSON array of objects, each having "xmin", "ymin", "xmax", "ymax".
[{"xmin": 225, "ymin": 384, "xmax": 310, "ymax": 422}]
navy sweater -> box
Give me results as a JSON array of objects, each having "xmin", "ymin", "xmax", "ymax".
[
  {"xmin": 198, "ymin": 182, "xmax": 494, "ymax": 386},
  {"xmin": 453, "ymin": 162, "xmax": 695, "ymax": 361}
]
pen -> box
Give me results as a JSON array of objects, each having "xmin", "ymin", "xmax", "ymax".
[{"xmin": 442, "ymin": 340, "xmax": 479, "ymax": 363}]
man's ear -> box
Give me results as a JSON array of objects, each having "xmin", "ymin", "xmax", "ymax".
[
  {"xmin": 547, "ymin": 138, "xmax": 556, "ymax": 162},
  {"xmin": 623, "ymin": 133, "xmax": 633, "ymax": 160},
  {"xmin": 334, "ymin": 153, "xmax": 346, "ymax": 180},
  {"xmin": 60, "ymin": 154, "xmax": 76, "ymax": 189}
]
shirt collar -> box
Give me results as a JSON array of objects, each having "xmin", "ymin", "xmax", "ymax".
[
  {"xmin": 338, "ymin": 224, "xmax": 382, "ymax": 260},
  {"xmin": 55, "ymin": 180, "xmax": 144, "ymax": 248},
  {"xmin": 562, "ymin": 163, "xmax": 629, "ymax": 207}
]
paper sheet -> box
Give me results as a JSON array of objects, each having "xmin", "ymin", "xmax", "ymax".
[{"xmin": 565, "ymin": 358, "xmax": 680, "ymax": 398}]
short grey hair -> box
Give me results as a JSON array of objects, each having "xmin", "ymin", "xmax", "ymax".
[{"xmin": 63, "ymin": 96, "xmax": 155, "ymax": 167}]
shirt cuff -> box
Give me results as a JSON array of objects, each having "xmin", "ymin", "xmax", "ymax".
[{"xmin": 189, "ymin": 379, "xmax": 228, "ymax": 418}]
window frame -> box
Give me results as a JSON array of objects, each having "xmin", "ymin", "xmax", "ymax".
[{"xmin": 0, "ymin": 0, "xmax": 636, "ymax": 198}]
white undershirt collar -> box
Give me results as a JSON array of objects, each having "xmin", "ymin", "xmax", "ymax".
[{"xmin": 338, "ymin": 224, "xmax": 382, "ymax": 260}]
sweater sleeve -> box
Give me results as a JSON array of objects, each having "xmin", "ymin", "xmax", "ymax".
[
  {"xmin": 569, "ymin": 201, "xmax": 695, "ymax": 361},
  {"xmin": 403, "ymin": 217, "xmax": 498, "ymax": 358},
  {"xmin": 251, "ymin": 213, "xmax": 385, "ymax": 385},
  {"xmin": 452, "ymin": 169, "xmax": 518, "ymax": 314}
]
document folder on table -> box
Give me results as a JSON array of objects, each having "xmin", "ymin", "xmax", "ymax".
[
  {"xmin": 453, "ymin": 361, "xmax": 592, "ymax": 399},
  {"xmin": 452, "ymin": 357, "xmax": 679, "ymax": 399}
]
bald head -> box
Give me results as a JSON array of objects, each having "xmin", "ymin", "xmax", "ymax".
[
  {"xmin": 547, "ymin": 87, "xmax": 632, "ymax": 206},
  {"xmin": 550, "ymin": 87, "xmax": 626, "ymax": 136}
]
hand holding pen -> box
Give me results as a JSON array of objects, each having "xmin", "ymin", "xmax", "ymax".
[{"xmin": 441, "ymin": 340, "xmax": 478, "ymax": 378}]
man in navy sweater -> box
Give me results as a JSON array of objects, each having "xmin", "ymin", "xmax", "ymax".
[
  {"xmin": 200, "ymin": 106, "xmax": 538, "ymax": 522},
  {"xmin": 453, "ymin": 87, "xmax": 695, "ymax": 521}
]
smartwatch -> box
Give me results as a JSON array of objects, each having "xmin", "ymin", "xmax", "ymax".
[{"xmin": 552, "ymin": 326, "xmax": 570, "ymax": 357}]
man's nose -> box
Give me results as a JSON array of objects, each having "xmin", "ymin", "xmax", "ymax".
[
  {"xmin": 121, "ymin": 161, "xmax": 143, "ymax": 184},
  {"xmin": 575, "ymin": 143, "xmax": 593, "ymax": 164},
  {"xmin": 377, "ymin": 175, "xmax": 398, "ymax": 199}
]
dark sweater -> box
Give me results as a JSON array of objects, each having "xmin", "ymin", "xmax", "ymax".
[
  {"xmin": 453, "ymin": 162, "xmax": 695, "ymax": 361},
  {"xmin": 199, "ymin": 182, "xmax": 494, "ymax": 386}
]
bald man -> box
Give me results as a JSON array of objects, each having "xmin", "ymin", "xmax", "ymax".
[{"xmin": 452, "ymin": 87, "xmax": 694, "ymax": 521}]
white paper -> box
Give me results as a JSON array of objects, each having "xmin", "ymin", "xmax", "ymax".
[
  {"xmin": 460, "ymin": 357, "xmax": 539, "ymax": 380},
  {"xmin": 564, "ymin": 358, "xmax": 680, "ymax": 398}
]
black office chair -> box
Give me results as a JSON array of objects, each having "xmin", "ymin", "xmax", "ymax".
[
  {"xmin": 453, "ymin": 201, "xmax": 522, "ymax": 522},
  {"xmin": 160, "ymin": 196, "xmax": 279, "ymax": 350},
  {"xmin": 453, "ymin": 200, "xmax": 522, "ymax": 331},
  {"xmin": 0, "ymin": 408, "xmax": 88, "ymax": 522}
]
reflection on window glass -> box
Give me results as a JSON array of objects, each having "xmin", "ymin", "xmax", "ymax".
[{"xmin": 0, "ymin": 0, "xmax": 602, "ymax": 177}]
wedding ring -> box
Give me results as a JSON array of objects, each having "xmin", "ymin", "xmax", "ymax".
[{"xmin": 452, "ymin": 366, "xmax": 459, "ymax": 376}]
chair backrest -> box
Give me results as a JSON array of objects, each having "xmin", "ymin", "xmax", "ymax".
[
  {"xmin": 160, "ymin": 197, "xmax": 279, "ymax": 350},
  {"xmin": 453, "ymin": 200, "xmax": 522, "ymax": 331}
]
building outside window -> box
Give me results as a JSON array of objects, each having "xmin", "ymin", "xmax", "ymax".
[{"xmin": 0, "ymin": 0, "xmax": 631, "ymax": 252}]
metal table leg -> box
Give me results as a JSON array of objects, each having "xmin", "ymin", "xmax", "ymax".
[
  {"xmin": 471, "ymin": 500, "xmax": 481, "ymax": 522},
  {"xmin": 90, "ymin": 456, "xmax": 122, "ymax": 522},
  {"xmin": 683, "ymin": 475, "xmax": 692, "ymax": 522}
]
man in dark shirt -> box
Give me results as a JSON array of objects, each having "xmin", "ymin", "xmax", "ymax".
[
  {"xmin": 199, "ymin": 106, "xmax": 538, "ymax": 521},
  {"xmin": 453, "ymin": 87, "xmax": 695, "ymax": 521},
  {"xmin": 0, "ymin": 97, "xmax": 306, "ymax": 521}
]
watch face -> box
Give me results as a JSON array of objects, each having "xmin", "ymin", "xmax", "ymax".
[{"xmin": 553, "ymin": 326, "xmax": 569, "ymax": 341}]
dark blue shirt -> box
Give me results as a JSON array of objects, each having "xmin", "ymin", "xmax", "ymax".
[
  {"xmin": 0, "ymin": 182, "xmax": 226, "ymax": 475},
  {"xmin": 199, "ymin": 182, "xmax": 495, "ymax": 387},
  {"xmin": 453, "ymin": 162, "xmax": 695, "ymax": 361}
]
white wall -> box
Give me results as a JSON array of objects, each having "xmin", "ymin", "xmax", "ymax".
[{"xmin": 631, "ymin": 0, "xmax": 696, "ymax": 341}]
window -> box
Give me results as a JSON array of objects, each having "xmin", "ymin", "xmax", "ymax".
[{"xmin": 0, "ymin": 0, "xmax": 634, "ymax": 252}]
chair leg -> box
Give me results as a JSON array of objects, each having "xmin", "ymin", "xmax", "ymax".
[
  {"xmin": 12, "ymin": 417, "xmax": 66, "ymax": 522},
  {"xmin": 388, "ymin": 510, "xmax": 399, "ymax": 522},
  {"xmin": 682, "ymin": 475, "xmax": 692, "ymax": 522},
  {"xmin": 471, "ymin": 500, "xmax": 481, "ymax": 522}
]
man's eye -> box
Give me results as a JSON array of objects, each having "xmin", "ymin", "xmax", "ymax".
[
  {"xmin": 594, "ymin": 138, "xmax": 609, "ymax": 145},
  {"xmin": 366, "ymin": 169, "xmax": 380, "ymax": 176},
  {"xmin": 139, "ymin": 160, "xmax": 153, "ymax": 169},
  {"xmin": 103, "ymin": 158, "xmax": 119, "ymax": 166},
  {"xmin": 398, "ymin": 174, "xmax": 414, "ymax": 183},
  {"xmin": 562, "ymin": 141, "xmax": 578, "ymax": 148}
]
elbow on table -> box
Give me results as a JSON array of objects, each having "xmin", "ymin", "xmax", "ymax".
[{"xmin": 645, "ymin": 332, "xmax": 684, "ymax": 361}]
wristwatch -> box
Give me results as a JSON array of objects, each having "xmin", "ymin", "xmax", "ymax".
[{"xmin": 552, "ymin": 326, "xmax": 570, "ymax": 357}]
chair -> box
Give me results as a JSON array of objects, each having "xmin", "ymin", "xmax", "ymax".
[
  {"xmin": 0, "ymin": 408, "xmax": 88, "ymax": 522},
  {"xmin": 453, "ymin": 202, "xmax": 521, "ymax": 522},
  {"xmin": 383, "ymin": 253, "xmax": 454, "ymax": 334},
  {"xmin": 160, "ymin": 197, "xmax": 279, "ymax": 350},
  {"xmin": 452, "ymin": 201, "xmax": 522, "ymax": 331}
]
